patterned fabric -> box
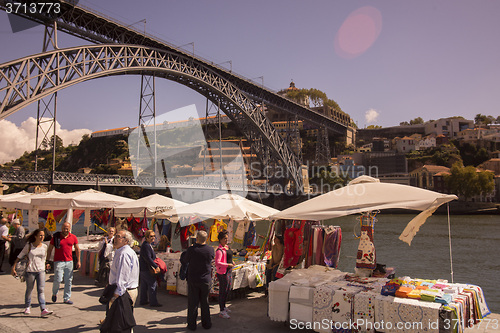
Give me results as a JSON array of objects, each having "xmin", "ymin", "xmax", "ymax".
[
  {"xmin": 312, "ymin": 283, "xmax": 338, "ymax": 332},
  {"xmin": 356, "ymin": 225, "xmax": 376, "ymax": 269},
  {"xmin": 331, "ymin": 286, "xmax": 364, "ymax": 332},
  {"xmin": 354, "ymin": 290, "xmax": 378, "ymax": 333},
  {"xmin": 226, "ymin": 218, "xmax": 234, "ymax": 244},
  {"xmin": 381, "ymin": 297, "xmax": 441, "ymax": 333}
]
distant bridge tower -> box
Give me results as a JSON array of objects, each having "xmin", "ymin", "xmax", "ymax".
[{"xmin": 35, "ymin": 21, "xmax": 59, "ymax": 187}]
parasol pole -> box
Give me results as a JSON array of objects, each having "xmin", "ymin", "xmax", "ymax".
[{"xmin": 447, "ymin": 202, "xmax": 454, "ymax": 283}]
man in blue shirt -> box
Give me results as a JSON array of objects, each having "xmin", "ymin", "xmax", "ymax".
[
  {"xmin": 101, "ymin": 230, "xmax": 139, "ymax": 332},
  {"xmin": 181, "ymin": 230, "xmax": 215, "ymax": 330}
]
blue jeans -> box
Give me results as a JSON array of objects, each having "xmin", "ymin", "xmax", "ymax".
[
  {"xmin": 52, "ymin": 261, "xmax": 74, "ymax": 301},
  {"xmin": 25, "ymin": 271, "xmax": 46, "ymax": 310},
  {"xmin": 139, "ymin": 270, "xmax": 159, "ymax": 306}
]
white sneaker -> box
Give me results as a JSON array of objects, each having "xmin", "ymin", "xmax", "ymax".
[
  {"xmin": 23, "ymin": 307, "xmax": 30, "ymax": 315},
  {"xmin": 219, "ymin": 311, "xmax": 230, "ymax": 319},
  {"xmin": 41, "ymin": 309, "xmax": 53, "ymax": 317},
  {"xmin": 224, "ymin": 307, "xmax": 232, "ymax": 313}
]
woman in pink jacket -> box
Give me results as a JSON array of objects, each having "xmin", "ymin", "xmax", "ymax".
[{"xmin": 215, "ymin": 230, "xmax": 234, "ymax": 319}]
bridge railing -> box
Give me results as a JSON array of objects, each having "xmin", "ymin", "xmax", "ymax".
[{"xmin": 0, "ymin": 169, "xmax": 281, "ymax": 193}]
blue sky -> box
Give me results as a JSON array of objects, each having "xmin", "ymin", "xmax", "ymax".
[{"xmin": 1, "ymin": 0, "xmax": 500, "ymax": 135}]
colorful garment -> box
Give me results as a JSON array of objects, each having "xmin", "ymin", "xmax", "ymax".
[
  {"xmin": 356, "ymin": 225, "xmax": 376, "ymax": 269},
  {"xmin": 323, "ymin": 226, "xmax": 342, "ymax": 268}
]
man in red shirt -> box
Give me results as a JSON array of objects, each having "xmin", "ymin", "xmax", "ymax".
[{"xmin": 46, "ymin": 222, "xmax": 81, "ymax": 304}]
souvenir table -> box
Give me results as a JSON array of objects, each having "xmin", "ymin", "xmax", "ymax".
[
  {"xmin": 268, "ymin": 266, "xmax": 490, "ymax": 333},
  {"xmin": 79, "ymin": 243, "xmax": 100, "ymax": 278},
  {"xmin": 156, "ymin": 252, "xmax": 267, "ymax": 297}
]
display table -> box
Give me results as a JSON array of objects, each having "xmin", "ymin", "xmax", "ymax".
[
  {"xmin": 80, "ymin": 248, "xmax": 99, "ymax": 278},
  {"xmin": 268, "ymin": 266, "xmax": 490, "ymax": 333},
  {"xmin": 157, "ymin": 252, "xmax": 267, "ymax": 296}
]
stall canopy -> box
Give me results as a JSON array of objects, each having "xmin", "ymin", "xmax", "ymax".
[
  {"xmin": 114, "ymin": 193, "xmax": 188, "ymax": 218},
  {"xmin": 0, "ymin": 190, "xmax": 31, "ymax": 208},
  {"xmin": 0, "ymin": 190, "xmax": 63, "ymax": 210},
  {"xmin": 161, "ymin": 193, "xmax": 279, "ymax": 226},
  {"xmin": 272, "ymin": 176, "xmax": 457, "ymax": 245},
  {"xmin": 30, "ymin": 189, "xmax": 133, "ymax": 210}
]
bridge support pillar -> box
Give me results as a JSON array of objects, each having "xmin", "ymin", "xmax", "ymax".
[
  {"xmin": 138, "ymin": 73, "xmax": 157, "ymax": 187},
  {"xmin": 35, "ymin": 22, "xmax": 59, "ymax": 187}
]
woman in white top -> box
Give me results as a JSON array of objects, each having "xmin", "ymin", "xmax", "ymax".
[{"xmin": 11, "ymin": 229, "xmax": 53, "ymax": 317}]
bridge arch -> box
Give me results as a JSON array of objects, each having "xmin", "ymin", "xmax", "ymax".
[{"xmin": 0, "ymin": 44, "xmax": 302, "ymax": 189}]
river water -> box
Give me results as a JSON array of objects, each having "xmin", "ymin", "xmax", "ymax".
[{"xmin": 68, "ymin": 213, "xmax": 499, "ymax": 313}]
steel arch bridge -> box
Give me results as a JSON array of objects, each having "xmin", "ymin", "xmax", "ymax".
[{"xmin": 0, "ymin": 44, "xmax": 304, "ymax": 189}]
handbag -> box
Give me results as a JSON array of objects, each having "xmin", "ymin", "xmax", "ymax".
[{"xmin": 15, "ymin": 243, "xmax": 31, "ymax": 282}]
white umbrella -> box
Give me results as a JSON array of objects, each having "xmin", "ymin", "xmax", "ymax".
[
  {"xmin": 272, "ymin": 176, "xmax": 457, "ymax": 245},
  {"xmin": 0, "ymin": 190, "xmax": 30, "ymax": 209},
  {"xmin": 114, "ymin": 193, "xmax": 188, "ymax": 218},
  {"xmin": 30, "ymin": 189, "xmax": 133, "ymax": 210},
  {"xmin": 0, "ymin": 190, "xmax": 63, "ymax": 210},
  {"xmin": 163, "ymin": 193, "xmax": 279, "ymax": 226}
]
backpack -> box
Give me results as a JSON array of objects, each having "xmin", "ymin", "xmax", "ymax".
[{"xmin": 179, "ymin": 251, "xmax": 189, "ymax": 281}]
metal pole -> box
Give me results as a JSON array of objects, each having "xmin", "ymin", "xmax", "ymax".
[
  {"xmin": 153, "ymin": 74, "xmax": 157, "ymax": 187},
  {"xmin": 218, "ymin": 101, "xmax": 223, "ymax": 190}
]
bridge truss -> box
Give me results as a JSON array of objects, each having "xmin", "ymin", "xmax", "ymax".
[
  {"xmin": 0, "ymin": 44, "xmax": 304, "ymax": 189},
  {"xmin": 0, "ymin": 0, "xmax": 351, "ymax": 192}
]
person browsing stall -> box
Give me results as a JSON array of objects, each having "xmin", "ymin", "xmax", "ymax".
[
  {"xmin": 265, "ymin": 235, "xmax": 284, "ymax": 291},
  {"xmin": 215, "ymin": 230, "xmax": 234, "ymax": 319},
  {"xmin": 0, "ymin": 217, "xmax": 12, "ymax": 273},
  {"xmin": 9, "ymin": 219, "xmax": 26, "ymax": 267},
  {"xmin": 11, "ymin": 229, "xmax": 54, "ymax": 317},
  {"xmin": 139, "ymin": 230, "xmax": 162, "ymax": 307},
  {"xmin": 181, "ymin": 230, "xmax": 214, "ymax": 331},
  {"xmin": 46, "ymin": 222, "xmax": 81, "ymax": 305}
]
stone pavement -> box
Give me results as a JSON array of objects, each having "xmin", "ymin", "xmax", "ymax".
[
  {"xmin": 1, "ymin": 270, "xmax": 498, "ymax": 332},
  {"xmin": 0, "ymin": 270, "xmax": 291, "ymax": 333}
]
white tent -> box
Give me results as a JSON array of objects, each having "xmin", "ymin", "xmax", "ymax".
[
  {"xmin": 30, "ymin": 189, "xmax": 133, "ymax": 210},
  {"xmin": 114, "ymin": 193, "xmax": 188, "ymax": 218},
  {"xmin": 0, "ymin": 190, "xmax": 63, "ymax": 210},
  {"xmin": 161, "ymin": 193, "xmax": 279, "ymax": 227},
  {"xmin": 0, "ymin": 190, "xmax": 31, "ymax": 209},
  {"xmin": 30, "ymin": 189, "xmax": 134, "ymax": 231},
  {"xmin": 272, "ymin": 176, "xmax": 457, "ymax": 245}
]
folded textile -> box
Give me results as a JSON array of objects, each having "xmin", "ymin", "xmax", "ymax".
[
  {"xmin": 395, "ymin": 286, "xmax": 414, "ymax": 298},
  {"xmin": 268, "ymin": 278, "xmax": 293, "ymax": 322}
]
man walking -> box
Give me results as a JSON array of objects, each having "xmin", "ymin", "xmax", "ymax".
[
  {"xmin": 46, "ymin": 222, "xmax": 80, "ymax": 304},
  {"xmin": 181, "ymin": 230, "xmax": 215, "ymax": 330},
  {"xmin": 9, "ymin": 219, "xmax": 26, "ymax": 266},
  {"xmin": 0, "ymin": 217, "xmax": 11, "ymax": 273},
  {"xmin": 100, "ymin": 230, "xmax": 139, "ymax": 332}
]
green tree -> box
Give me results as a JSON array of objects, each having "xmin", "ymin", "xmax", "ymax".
[
  {"xmin": 474, "ymin": 114, "xmax": 494, "ymax": 125},
  {"xmin": 410, "ymin": 117, "xmax": 424, "ymax": 125},
  {"xmin": 444, "ymin": 163, "xmax": 494, "ymax": 200},
  {"xmin": 309, "ymin": 167, "xmax": 349, "ymax": 192}
]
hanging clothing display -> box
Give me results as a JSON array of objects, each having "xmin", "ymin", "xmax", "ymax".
[
  {"xmin": 243, "ymin": 221, "xmax": 257, "ymax": 247},
  {"xmin": 356, "ymin": 224, "xmax": 376, "ymax": 270},
  {"xmin": 226, "ymin": 218, "xmax": 234, "ymax": 244},
  {"xmin": 323, "ymin": 226, "xmax": 342, "ymax": 268},
  {"xmin": 233, "ymin": 220, "xmax": 246, "ymax": 244}
]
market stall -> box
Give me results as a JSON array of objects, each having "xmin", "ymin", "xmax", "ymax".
[
  {"xmin": 266, "ymin": 176, "xmax": 491, "ymax": 332},
  {"xmin": 268, "ymin": 265, "xmax": 490, "ymax": 333},
  {"xmin": 155, "ymin": 193, "xmax": 278, "ymax": 296}
]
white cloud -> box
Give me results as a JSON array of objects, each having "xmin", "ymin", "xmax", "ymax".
[
  {"xmin": 0, "ymin": 117, "xmax": 91, "ymax": 164},
  {"xmin": 364, "ymin": 108, "xmax": 380, "ymax": 124}
]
